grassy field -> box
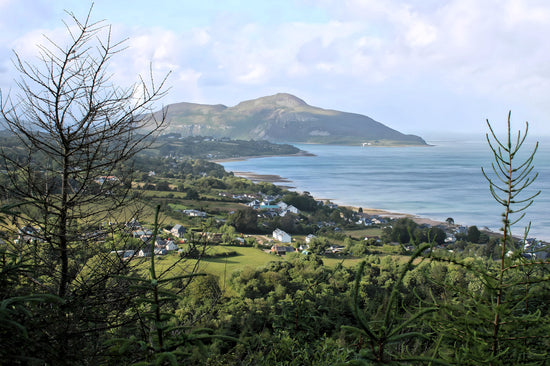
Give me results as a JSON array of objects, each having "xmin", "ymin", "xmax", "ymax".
[
  {"xmin": 149, "ymin": 246, "xmax": 280, "ymax": 295},
  {"xmin": 154, "ymin": 246, "xmax": 278, "ymax": 276},
  {"xmin": 323, "ymin": 255, "xmax": 363, "ymax": 268},
  {"xmin": 343, "ymin": 227, "xmax": 384, "ymax": 238},
  {"xmin": 168, "ymin": 200, "xmax": 245, "ymax": 214},
  {"xmin": 149, "ymin": 245, "xmax": 369, "ymax": 296}
]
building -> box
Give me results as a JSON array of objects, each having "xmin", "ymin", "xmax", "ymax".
[
  {"xmin": 270, "ymin": 245, "xmax": 295, "ymax": 255},
  {"xmin": 305, "ymin": 234, "xmax": 316, "ymax": 244},
  {"xmin": 183, "ymin": 209, "xmax": 207, "ymax": 217},
  {"xmin": 165, "ymin": 240, "xmax": 179, "ymax": 251},
  {"xmin": 110, "ymin": 250, "xmax": 135, "ymax": 260},
  {"xmin": 170, "ymin": 224, "xmax": 186, "ymax": 238},
  {"xmin": 273, "ymin": 228, "xmax": 291, "ymax": 243},
  {"xmin": 95, "ymin": 175, "xmax": 118, "ymax": 185}
]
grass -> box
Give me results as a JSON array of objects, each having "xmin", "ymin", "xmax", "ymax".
[
  {"xmin": 322, "ymin": 256, "xmax": 363, "ymax": 268},
  {"xmin": 149, "ymin": 246, "xmax": 280, "ymax": 295},
  {"xmin": 148, "ymin": 244, "xmax": 372, "ymax": 296},
  {"xmin": 343, "ymin": 227, "xmax": 384, "ymax": 239},
  {"xmin": 168, "ymin": 200, "xmax": 244, "ymax": 214},
  {"xmin": 140, "ymin": 190, "xmax": 188, "ymax": 199},
  {"xmin": 199, "ymin": 247, "xmax": 279, "ymax": 291}
]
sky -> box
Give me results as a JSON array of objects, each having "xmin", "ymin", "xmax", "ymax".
[{"xmin": 1, "ymin": 0, "xmax": 549, "ymax": 139}]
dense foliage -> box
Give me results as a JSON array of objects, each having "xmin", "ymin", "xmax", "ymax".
[{"xmin": 150, "ymin": 134, "xmax": 302, "ymax": 160}]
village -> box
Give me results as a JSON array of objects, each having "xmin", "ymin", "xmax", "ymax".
[{"xmin": 10, "ymin": 183, "xmax": 548, "ymax": 264}]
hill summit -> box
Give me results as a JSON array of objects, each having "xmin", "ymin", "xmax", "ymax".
[{"xmin": 156, "ymin": 93, "xmax": 427, "ymax": 145}]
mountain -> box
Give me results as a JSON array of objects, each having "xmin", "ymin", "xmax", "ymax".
[{"xmin": 154, "ymin": 93, "xmax": 427, "ymax": 145}]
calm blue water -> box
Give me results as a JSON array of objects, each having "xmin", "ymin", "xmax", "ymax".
[{"xmin": 220, "ymin": 138, "xmax": 550, "ymax": 241}]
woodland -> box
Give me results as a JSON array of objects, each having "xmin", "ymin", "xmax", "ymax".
[{"xmin": 1, "ymin": 9, "xmax": 549, "ymax": 366}]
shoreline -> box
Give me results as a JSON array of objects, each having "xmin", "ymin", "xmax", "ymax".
[
  {"xmin": 211, "ymin": 150, "xmax": 315, "ymax": 163},
  {"xmin": 229, "ymin": 169, "xmax": 550, "ymax": 242},
  {"xmin": 229, "ymin": 170, "xmax": 448, "ymax": 228},
  {"xmin": 218, "ymin": 144, "xmax": 549, "ymax": 242}
]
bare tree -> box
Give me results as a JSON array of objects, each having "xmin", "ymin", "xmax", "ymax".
[{"xmin": 0, "ymin": 8, "xmax": 169, "ymax": 363}]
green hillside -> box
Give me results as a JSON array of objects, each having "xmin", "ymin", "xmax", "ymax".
[{"xmin": 155, "ymin": 93, "xmax": 427, "ymax": 145}]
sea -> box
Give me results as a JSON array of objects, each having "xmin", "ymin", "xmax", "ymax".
[{"xmin": 219, "ymin": 137, "xmax": 550, "ymax": 242}]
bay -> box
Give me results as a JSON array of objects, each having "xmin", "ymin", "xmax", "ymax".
[{"xmin": 220, "ymin": 137, "xmax": 550, "ymax": 242}]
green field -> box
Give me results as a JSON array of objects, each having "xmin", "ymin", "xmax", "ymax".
[
  {"xmin": 168, "ymin": 200, "xmax": 245, "ymax": 214},
  {"xmin": 343, "ymin": 227, "xmax": 384, "ymax": 238},
  {"xmin": 154, "ymin": 246, "xmax": 277, "ymax": 276},
  {"xmin": 149, "ymin": 245, "xmax": 366, "ymax": 296}
]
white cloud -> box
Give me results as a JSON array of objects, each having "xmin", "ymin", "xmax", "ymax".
[
  {"xmin": 191, "ymin": 28, "xmax": 211, "ymax": 46},
  {"xmin": 236, "ymin": 63, "xmax": 268, "ymax": 84},
  {"xmin": 2, "ymin": 0, "xmax": 550, "ymax": 135}
]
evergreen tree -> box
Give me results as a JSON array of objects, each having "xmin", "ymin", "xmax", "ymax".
[
  {"xmin": 0, "ymin": 8, "xmax": 168, "ymax": 364},
  {"xmin": 430, "ymin": 112, "xmax": 549, "ymax": 364}
]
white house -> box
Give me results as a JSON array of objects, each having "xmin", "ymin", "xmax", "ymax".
[
  {"xmin": 247, "ymin": 200, "xmax": 261, "ymax": 209},
  {"xmin": 183, "ymin": 209, "xmax": 207, "ymax": 217},
  {"xmin": 273, "ymin": 228, "xmax": 291, "ymax": 243},
  {"xmin": 110, "ymin": 250, "xmax": 135, "ymax": 260},
  {"xmin": 165, "ymin": 240, "xmax": 178, "ymax": 251},
  {"xmin": 170, "ymin": 224, "xmax": 186, "ymax": 238},
  {"xmin": 280, "ymin": 204, "xmax": 300, "ymax": 217},
  {"xmin": 286, "ymin": 205, "xmax": 299, "ymax": 214}
]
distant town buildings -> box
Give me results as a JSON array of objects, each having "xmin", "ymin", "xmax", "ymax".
[{"xmin": 94, "ymin": 175, "xmax": 118, "ymax": 185}]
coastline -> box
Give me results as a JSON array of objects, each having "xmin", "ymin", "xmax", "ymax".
[
  {"xmin": 211, "ymin": 150, "xmax": 315, "ymax": 163},
  {"xmin": 229, "ymin": 170, "xmax": 447, "ymax": 228},
  {"xmin": 218, "ymin": 142, "xmax": 550, "ymax": 242},
  {"xmin": 230, "ymin": 171, "xmax": 296, "ymax": 188}
]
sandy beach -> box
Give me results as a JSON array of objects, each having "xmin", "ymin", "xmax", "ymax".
[{"xmin": 230, "ymin": 171, "xmax": 293, "ymax": 184}]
